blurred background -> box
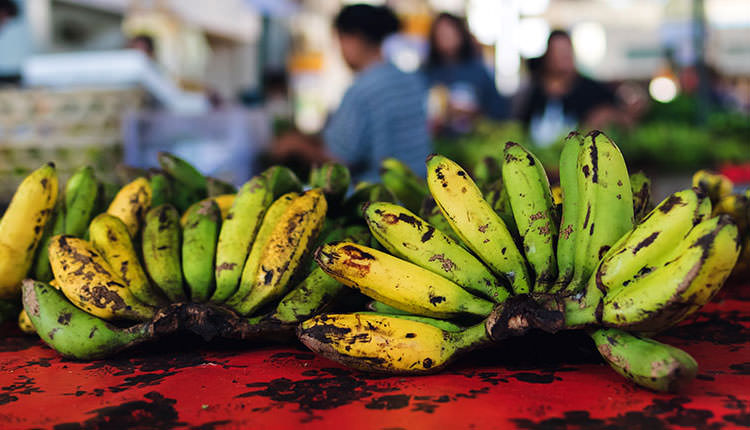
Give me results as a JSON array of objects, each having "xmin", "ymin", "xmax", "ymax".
[{"xmin": 0, "ymin": 0, "xmax": 748, "ymax": 201}]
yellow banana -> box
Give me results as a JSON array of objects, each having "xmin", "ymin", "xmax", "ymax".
[
  {"xmin": 426, "ymin": 154, "xmax": 531, "ymax": 294},
  {"xmin": 106, "ymin": 177, "xmax": 152, "ymax": 237},
  {"xmin": 89, "ymin": 214, "xmax": 165, "ymax": 307},
  {"xmin": 315, "ymin": 242, "xmax": 494, "ymax": 319},
  {"xmin": 235, "ymin": 189, "xmax": 327, "ymax": 315},
  {"xmin": 692, "ymin": 169, "xmax": 733, "ymax": 205},
  {"xmin": 18, "ymin": 309, "xmax": 36, "ymax": 334},
  {"xmin": 298, "ymin": 313, "xmax": 489, "ymax": 374},
  {"xmin": 225, "ymin": 192, "xmax": 299, "ymax": 310},
  {"xmin": 0, "ymin": 163, "xmax": 58, "ymax": 299},
  {"xmin": 49, "ymin": 235, "xmax": 155, "ymax": 321}
]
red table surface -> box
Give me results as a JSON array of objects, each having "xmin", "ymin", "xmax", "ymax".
[{"xmin": 1, "ymin": 287, "xmax": 749, "ymax": 430}]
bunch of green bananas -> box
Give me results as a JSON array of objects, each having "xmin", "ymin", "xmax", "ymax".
[
  {"xmin": 17, "ymin": 156, "xmax": 394, "ymax": 360},
  {"xmin": 299, "ymin": 130, "xmax": 741, "ymax": 392}
]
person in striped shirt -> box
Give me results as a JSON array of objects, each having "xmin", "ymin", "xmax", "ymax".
[{"xmin": 272, "ymin": 4, "xmax": 432, "ymax": 183}]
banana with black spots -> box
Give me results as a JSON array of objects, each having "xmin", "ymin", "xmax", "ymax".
[
  {"xmin": 315, "ymin": 241, "xmax": 494, "ymax": 319},
  {"xmin": 380, "ymin": 158, "xmax": 429, "ymax": 214},
  {"xmin": 49, "ymin": 235, "xmax": 155, "ymax": 320},
  {"xmin": 64, "ymin": 166, "xmax": 99, "ymax": 238},
  {"xmin": 501, "ymin": 141, "xmax": 558, "ymax": 292},
  {"xmin": 142, "ymin": 205, "xmax": 185, "ymax": 302},
  {"xmin": 554, "ymin": 132, "xmax": 584, "ymax": 290},
  {"xmin": 630, "ymin": 171, "xmax": 653, "ymax": 223},
  {"xmin": 364, "ymin": 201, "xmax": 509, "ymax": 303},
  {"xmin": 107, "ymin": 177, "xmax": 151, "ymax": 237},
  {"xmin": 182, "ymin": 199, "xmax": 221, "ymax": 302},
  {"xmin": 426, "ymin": 154, "xmax": 531, "ymax": 294}
]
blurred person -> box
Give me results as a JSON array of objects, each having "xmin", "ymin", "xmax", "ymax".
[
  {"xmin": 423, "ymin": 13, "xmax": 510, "ymax": 134},
  {"xmin": 128, "ymin": 34, "xmax": 156, "ymax": 60},
  {"xmin": 271, "ymin": 4, "xmax": 431, "ymax": 182},
  {"xmin": 0, "ymin": 0, "xmax": 18, "ymax": 31},
  {"xmin": 516, "ymin": 30, "xmax": 638, "ymax": 146}
]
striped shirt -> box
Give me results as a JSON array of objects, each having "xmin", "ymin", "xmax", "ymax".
[{"xmin": 323, "ymin": 62, "xmax": 432, "ymax": 183}]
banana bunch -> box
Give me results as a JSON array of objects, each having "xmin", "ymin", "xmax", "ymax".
[
  {"xmin": 299, "ymin": 130, "xmax": 741, "ymax": 392},
  {"xmin": 17, "ymin": 156, "xmax": 400, "ymax": 360}
]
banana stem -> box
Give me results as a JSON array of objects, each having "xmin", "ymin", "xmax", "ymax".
[{"xmin": 450, "ymin": 322, "xmax": 491, "ymax": 352}]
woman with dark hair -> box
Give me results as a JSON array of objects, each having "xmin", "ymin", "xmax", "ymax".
[
  {"xmin": 517, "ymin": 30, "xmax": 636, "ymax": 145},
  {"xmin": 423, "ymin": 13, "xmax": 510, "ymax": 133},
  {"xmin": 272, "ymin": 4, "xmax": 431, "ymax": 182}
]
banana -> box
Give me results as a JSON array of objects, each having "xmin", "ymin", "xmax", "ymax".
[
  {"xmin": 0, "ymin": 163, "xmax": 58, "ymax": 299},
  {"xmin": 630, "ymin": 171, "xmax": 653, "ymax": 223},
  {"xmin": 713, "ymin": 193, "xmax": 749, "ymax": 236},
  {"xmin": 148, "ymin": 169, "xmax": 173, "ymax": 208},
  {"xmin": 89, "ymin": 214, "xmax": 165, "ymax": 307},
  {"xmin": 380, "ymin": 158, "xmax": 429, "ymax": 213},
  {"xmin": 212, "ymin": 175, "xmax": 273, "ymax": 302},
  {"xmin": 567, "ymin": 131, "xmax": 634, "ymax": 295},
  {"xmin": 692, "ymin": 169, "xmax": 733, "ymax": 205},
  {"xmin": 142, "ymin": 205, "xmax": 185, "ymax": 302},
  {"xmin": 298, "ymin": 313, "xmax": 489, "ymax": 374},
  {"xmin": 157, "ymin": 152, "xmax": 207, "ymax": 195},
  {"xmin": 234, "ymin": 189, "xmax": 327, "ymax": 315},
  {"xmin": 550, "ymin": 185, "xmax": 562, "ymax": 205},
  {"xmin": 590, "ymin": 328, "xmax": 697, "ymax": 392},
  {"xmin": 309, "ymin": 162, "xmax": 351, "ymax": 205},
  {"xmin": 602, "ymin": 215, "xmax": 740, "ymax": 332},
  {"xmin": 97, "ymin": 181, "xmax": 120, "ymax": 213},
  {"xmin": 206, "ymin": 176, "xmax": 237, "ymax": 197},
  {"xmin": 555, "ymin": 132, "xmax": 584, "ymax": 289},
  {"xmin": 49, "ymin": 235, "xmax": 155, "ymax": 320},
  {"xmin": 181, "ymin": 199, "xmax": 221, "ymax": 302},
  {"xmin": 315, "ymin": 242, "xmax": 494, "ymax": 318},
  {"xmin": 225, "ymin": 192, "xmax": 299, "ymax": 310},
  {"xmin": 213, "ymin": 194, "xmax": 236, "ymax": 220},
  {"xmin": 22, "ymin": 280, "xmax": 153, "ymax": 360},
  {"xmin": 262, "ymin": 165, "xmax": 303, "ymax": 198},
  {"xmin": 426, "ymin": 154, "xmax": 531, "ymax": 294},
  {"xmin": 598, "ymin": 189, "xmax": 712, "ymax": 296},
  {"xmin": 64, "ymin": 166, "xmax": 99, "ymax": 238},
  {"xmin": 107, "ymin": 177, "xmax": 152, "ymax": 237},
  {"xmin": 501, "ymin": 142, "xmax": 558, "ymax": 292},
  {"xmin": 364, "ymin": 201, "xmax": 509, "ymax": 303},
  {"xmin": 18, "ymin": 309, "xmax": 35, "ymax": 334},
  {"xmin": 482, "ymin": 179, "xmax": 519, "ymax": 238},
  {"xmin": 272, "ymin": 266, "xmax": 343, "ymax": 324},
  {"xmin": 358, "ymin": 312, "xmax": 464, "ymax": 332},
  {"xmin": 419, "ymin": 197, "xmax": 464, "ymax": 245},
  {"xmin": 32, "ymin": 199, "xmax": 65, "ymax": 282}
]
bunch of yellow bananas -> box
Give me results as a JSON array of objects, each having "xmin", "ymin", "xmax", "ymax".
[{"xmin": 299, "ymin": 131, "xmax": 742, "ymax": 392}]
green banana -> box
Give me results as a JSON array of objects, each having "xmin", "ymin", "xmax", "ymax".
[
  {"xmin": 368, "ymin": 300, "xmax": 413, "ymax": 315},
  {"xmin": 380, "ymin": 158, "xmax": 429, "ymax": 214},
  {"xmin": 89, "ymin": 214, "xmax": 166, "ymax": 307},
  {"xmin": 567, "ymin": 131, "xmax": 634, "ymax": 295},
  {"xmin": 64, "ymin": 166, "xmax": 99, "ymax": 238},
  {"xmin": 212, "ymin": 175, "xmax": 273, "ymax": 303},
  {"xmin": 426, "ymin": 154, "xmax": 531, "ymax": 294},
  {"xmin": 142, "ymin": 204, "xmax": 186, "ymax": 302},
  {"xmin": 206, "ymin": 176, "xmax": 237, "ymax": 197},
  {"xmin": 590, "ymin": 328, "xmax": 697, "ymax": 392},
  {"xmin": 182, "ymin": 199, "xmax": 221, "ymax": 302},
  {"xmin": 602, "ymin": 215, "xmax": 740, "ymax": 332},
  {"xmin": 157, "ymin": 152, "xmax": 207, "ymax": 195},
  {"xmin": 501, "ymin": 142, "xmax": 558, "ymax": 292},
  {"xmin": 315, "ymin": 241, "xmax": 494, "ymax": 319},
  {"xmin": 598, "ymin": 189, "xmax": 712, "ymax": 295},
  {"xmin": 262, "ymin": 165, "xmax": 303, "ymax": 198},
  {"xmin": 234, "ymin": 189, "xmax": 327, "ymax": 316},
  {"xmin": 482, "ymin": 179, "xmax": 519, "ymax": 238},
  {"xmin": 630, "ymin": 171, "xmax": 653, "ymax": 223},
  {"xmin": 364, "ymin": 201, "xmax": 509, "ymax": 303},
  {"xmin": 32, "ymin": 199, "xmax": 65, "ymax": 282},
  {"xmin": 148, "ymin": 169, "xmax": 174, "ymax": 208},
  {"xmin": 272, "ymin": 266, "xmax": 343, "ymax": 324},
  {"xmin": 225, "ymin": 192, "xmax": 299, "ymax": 310},
  {"xmin": 298, "ymin": 313, "xmax": 489, "ymax": 374},
  {"xmin": 472, "ymin": 156, "xmax": 501, "ymax": 192},
  {"xmin": 357, "ymin": 312, "xmax": 464, "ymax": 332},
  {"xmin": 309, "ymin": 162, "xmax": 351, "ymax": 205},
  {"xmin": 22, "ymin": 280, "xmax": 152, "ymax": 360},
  {"xmin": 555, "ymin": 132, "xmax": 584, "ymax": 290}
]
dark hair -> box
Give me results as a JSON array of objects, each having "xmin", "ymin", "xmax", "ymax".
[
  {"xmin": 334, "ymin": 4, "xmax": 400, "ymax": 45},
  {"xmin": 0, "ymin": 0, "xmax": 18, "ymax": 17},
  {"xmin": 527, "ymin": 29, "xmax": 571, "ymax": 77},
  {"xmin": 426, "ymin": 13, "xmax": 478, "ymax": 67},
  {"xmin": 131, "ymin": 34, "xmax": 155, "ymax": 55}
]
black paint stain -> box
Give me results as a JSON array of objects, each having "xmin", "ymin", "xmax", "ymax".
[
  {"xmin": 0, "ymin": 375, "xmax": 43, "ymax": 405},
  {"xmin": 365, "ymin": 394, "xmax": 411, "ymax": 410}
]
